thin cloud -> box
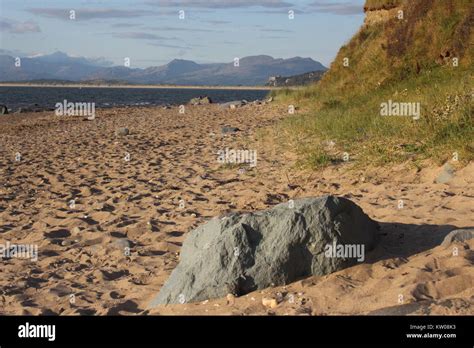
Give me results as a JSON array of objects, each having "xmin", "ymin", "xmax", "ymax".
[
  {"xmin": 260, "ymin": 28, "xmax": 292, "ymax": 33},
  {"xmin": 148, "ymin": 42, "xmax": 192, "ymax": 50},
  {"xmin": 0, "ymin": 19, "xmax": 41, "ymax": 33},
  {"xmin": 205, "ymin": 20, "xmax": 231, "ymax": 25},
  {"xmin": 307, "ymin": 1, "xmax": 363, "ymax": 15},
  {"xmin": 146, "ymin": 26, "xmax": 215, "ymax": 32},
  {"xmin": 111, "ymin": 23, "xmax": 142, "ymax": 28},
  {"xmin": 26, "ymin": 8, "xmax": 155, "ymax": 20},
  {"xmin": 145, "ymin": 0, "xmax": 294, "ymax": 8},
  {"xmin": 112, "ymin": 32, "xmax": 172, "ymax": 40},
  {"xmin": 248, "ymin": 8, "xmax": 304, "ymax": 15}
]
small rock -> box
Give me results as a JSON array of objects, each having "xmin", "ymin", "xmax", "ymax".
[
  {"xmin": 226, "ymin": 293, "xmax": 235, "ymax": 305},
  {"xmin": 116, "ymin": 127, "xmax": 130, "ymax": 136},
  {"xmin": 435, "ymin": 163, "xmax": 455, "ymax": 184},
  {"xmin": 262, "ymin": 297, "xmax": 278, "ymax": 309},
  {"xmin": 221, "ymin": 126, "xmax": 240, "ymax": 134}
]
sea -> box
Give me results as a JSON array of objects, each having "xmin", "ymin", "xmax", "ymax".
[{"xmin": 0, "ymin": 86, "xmax": 271, "ymax": 111}]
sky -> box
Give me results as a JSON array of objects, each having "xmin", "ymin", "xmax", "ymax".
[{"xmin": 0, "ymin": 0, "xmax": 366, "ymax": 68}]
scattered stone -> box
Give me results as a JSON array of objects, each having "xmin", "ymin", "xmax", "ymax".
[
  {"xmin": 435, "ymin": 163, "xmax": 455, "ymax": 184},
  {"xmin": 0, "ymin": 105, "xmax": 8, "ymax": 115},
  {"xmin": 441, "ymin": 228, "xmax": 474, "ymax": 246},
  {"xmin": 149, "ymin": 196, "xmax": 378, "ymax": 306},
  {"xmin": 221, "ymin": 126, "xmax": 240, "ymax": 134},
  {"xmin": 115, "ymin": 127, "xmax": 130, "ymax": 136},
  {"xmin": 262, "ymin": 297, "xmax": 278, "ymax": 309},
  {"xmin": 219, "ymin": 100, "xmax": 246, "ymax": 109},
  {"xmin": 189, "ymin": 96, "xmax": 213, "ymax": 105},
  {"xmin": 226, "ymin": 293, "xmax": 235, "ymax": 305}
]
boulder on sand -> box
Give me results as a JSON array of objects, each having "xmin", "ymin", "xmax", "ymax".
[{"xmin": 149, "ymin": 196, "xmax": 378, "ymax": 306}]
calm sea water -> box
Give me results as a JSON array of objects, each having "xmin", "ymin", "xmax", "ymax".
[{"xmin": 0, "ymin": 86, "xmax": 270, "ymax": 111}]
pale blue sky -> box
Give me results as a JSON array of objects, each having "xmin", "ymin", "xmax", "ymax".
[{"xmin": 0, "ymin": 0, "xmax": 366, "ymax": 67}]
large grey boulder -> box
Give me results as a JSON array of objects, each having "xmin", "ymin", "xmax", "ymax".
[
  {"xmin": 149, "ymin": 196, "xmax": 378, "ymax": 306},
  {"xmin": 441, "ymin": 228, "xmax": 474, "ymax": 246}
]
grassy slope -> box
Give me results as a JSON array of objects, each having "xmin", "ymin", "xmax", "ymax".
[{"xmin": 272, "ymin": 0, "xmax": 473, "ymax": 168}]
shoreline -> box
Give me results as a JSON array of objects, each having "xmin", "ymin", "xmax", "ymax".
[{"xmin": 0, "ymin": 83, "xmax": 281, "ymax": 91}]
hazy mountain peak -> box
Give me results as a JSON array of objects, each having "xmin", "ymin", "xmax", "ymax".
[{"xmin": 0, "ymin": 52, "xmax": 327, "ymax": 86}]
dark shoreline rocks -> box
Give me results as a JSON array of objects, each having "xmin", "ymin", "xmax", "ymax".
[
  {"xmin": 149, "ymin": 196, "xmax": 379, "ymax": 306},
  {"xmin": 15, "ymin": 104, "xmax": 55, "ymax": 113},
  {"xmin": 0, "ymin": 104, "xmax": 8, "ymax": 114},
  {"xmin": 189, "ymin": 96, "xmax": 213, "ymax": 105}
]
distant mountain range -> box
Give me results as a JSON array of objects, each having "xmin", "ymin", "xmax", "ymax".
[{"xmin": 0, "ymin": 51, "xmax": 327, "ymax": 86}]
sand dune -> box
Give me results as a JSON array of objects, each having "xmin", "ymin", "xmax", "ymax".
[{"xmin": 0, "ymin": 103, "xmax": 472, "ymax": 315}]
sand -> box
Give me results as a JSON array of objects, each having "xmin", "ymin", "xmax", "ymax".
[{"xmin": 0, "ymin": 103, "xmax": 472, "ymax": 315}]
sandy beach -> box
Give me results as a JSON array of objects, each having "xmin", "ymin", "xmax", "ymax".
[{"xmin": 0, "ymin": 103, "xmax": 472, "ymax": 315}]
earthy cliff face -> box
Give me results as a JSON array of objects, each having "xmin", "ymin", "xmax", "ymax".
[
  {"xmin": 274, "ymin": 0, "xmax": 472, "ymax": 169},
  {"xmin": 319, "ymin": 0, "xmax": 473, "ymax": 93},
  {"xmin": 363, "ymin": 6, "xmax": 399, "ymax": 26}
]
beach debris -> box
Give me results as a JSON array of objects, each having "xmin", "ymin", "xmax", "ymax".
[
  {"xmin": 435, "ymin": 163, "xmax": 455, "ymax": 184},
  {"xmin": 441, "ymin": 228, "xmax": 474, "ymax": 246},
  {"xmin": 0, "ymin": 104, "xmax": 8, "ymax": 114},
  {"xmin": 221, "ymin": 125, "xmax": 240, "ymax": 134},
  {"xmin": 226, "ymin": 293, "xmax": 235, "ymax": 306},
  {"xmin": 262, "ymin": 297, "xmax": 279, "ymax": 309},
  {"xmin": 149, "ymin": 196, "xmax": 378, "ymax": 306},
  {"xmin": 219, "ymin": 100, "xmax": 246, "ymax": 109},
  {"xmin": 115, "ymin": 127, "xmax": 130, "ymax": 136},
  {"xmin": 189, "ymin": 96, "xmax": 213, "ymax": 105}
]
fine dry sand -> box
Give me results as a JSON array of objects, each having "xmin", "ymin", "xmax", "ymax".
[{"xmin": 0, "ymin": 103, "xmax": 472, "ymax": 315}]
